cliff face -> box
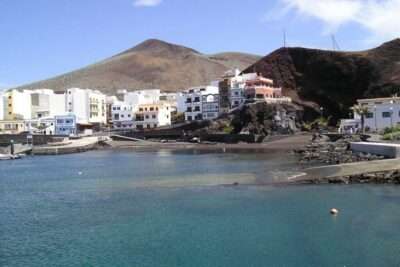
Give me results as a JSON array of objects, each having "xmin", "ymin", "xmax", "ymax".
[{"xmin": 243, "ymin": 39, "xmax": 400, "ymax": 122}]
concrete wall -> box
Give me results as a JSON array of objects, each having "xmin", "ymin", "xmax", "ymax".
[{"xmin": 350, "ymin": 142, "xmax": 400, "ymax": 158}]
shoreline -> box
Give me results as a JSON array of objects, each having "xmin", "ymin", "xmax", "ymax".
[{"xmin": 104, "ymin": 133, "xmax": 312, "ymax": 153}]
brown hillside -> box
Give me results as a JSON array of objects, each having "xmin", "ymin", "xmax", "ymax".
[
  {"xmin": 243, "ymin": 39, "xmax": 400, "ymax": 122},
  {"xmin": 15, "ymin": 39, "xmax": 260, "ymax": 93}
]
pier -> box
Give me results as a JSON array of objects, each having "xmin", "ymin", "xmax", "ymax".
[{"xmin": 32, "ymin": 137, "xmax": 106, "ymax": 155}]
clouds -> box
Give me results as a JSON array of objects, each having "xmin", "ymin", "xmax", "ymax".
[
  {"xmin": 267, "ymin": 0, "xmax": 400, "ymax": 45},
  {"xmin": 133, "ymin": 0, "xmax": 162, "ymax": 7}
]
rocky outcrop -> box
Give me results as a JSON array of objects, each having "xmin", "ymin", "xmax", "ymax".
[
  {"xmin": 192, "ymin": 102, "xmax": 299, "ymax": 136},
  {"xmin": 298, "ymin": 133, "xmax": 386, "ymax": 164},
  {"xmin": 243, "ymin": 39, "xmax": 400, "ymax": 122}
]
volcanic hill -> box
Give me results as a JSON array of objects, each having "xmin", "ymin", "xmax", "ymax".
[
  {"xmin": 16, "ymin": 39, "xmax": 260, "ymax": 93},
  {"xmin": 243, "ymin": 39, "xmax": 400, "ymax": 121}
]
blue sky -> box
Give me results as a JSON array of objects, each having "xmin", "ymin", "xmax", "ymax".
[{"xmin": 0, "ymin": 0, "xmax": 399, "ymax": 89}]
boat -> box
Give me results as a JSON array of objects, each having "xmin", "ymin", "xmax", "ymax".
[{"xmin": 0, "ymin": 154, "xmax": 24, "ymax": 160}]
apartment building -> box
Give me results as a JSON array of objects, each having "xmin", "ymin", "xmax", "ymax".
[
  {"xmin": 244, "ymin": 76, "xmax": 291, "ymax": 103},
  {"xmin": 66, "ymin": 88, "xmax": 106, "ymax": 125},
  {"xmin": 218, "ymin": 70, "xmax": 258, "ymax": 113},
  {"xmin": 183, "ymin": 86, "xmax": 219, "ymax": 121},
  {"xmin": 111, "ymin": 101, "xmax": 136, "ymax": 130},
  {"xmin": 4, "ymin": 89, "xmax": 32, "ymax": 120},
  {"xmin": 134, "ymin": 103, "xmax": 171, "ymax": 130}
]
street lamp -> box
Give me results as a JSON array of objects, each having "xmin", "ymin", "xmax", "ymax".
[{"xmin": 320, "ymin": 107, "xmax": 324, "ymax": 120}]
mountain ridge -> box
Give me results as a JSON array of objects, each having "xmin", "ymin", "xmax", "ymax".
[{"xmin": 15, "ymin": 39, "xmax": 260, "ymax": 93}]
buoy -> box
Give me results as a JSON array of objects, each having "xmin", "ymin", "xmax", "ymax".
[
  {"xmin": 330, "ymin": 208, "xmax": 338, "ymax": 215},
  {"xmin": 78, "ymin": 172, "xmax": 83, "ymax": 175}
]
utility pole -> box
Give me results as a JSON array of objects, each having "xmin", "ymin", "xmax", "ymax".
[{"xmin": 283, "ymin": 28, "xmax": 286, "ymax": 48}]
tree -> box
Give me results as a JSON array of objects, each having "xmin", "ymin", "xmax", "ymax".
[{"xmin": 350, "ymin": 104, "xmax": 370, "ymax": 132}]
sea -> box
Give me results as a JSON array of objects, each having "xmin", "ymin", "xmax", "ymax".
[{"xmin": 1, "ymin": 150, "xmax": 400, "ymax": 266}]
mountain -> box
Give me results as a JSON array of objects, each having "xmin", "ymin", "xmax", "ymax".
[
  {"xmin": 243, "ymin": 39, "xmax": 400, "ymax": 122},
  {"xmin": 15, "ymin": 39, "xmax": 260, "ymax": 93}
]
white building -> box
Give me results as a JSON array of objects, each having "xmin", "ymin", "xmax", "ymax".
[
  {"xmin": 123, "ymin": 89, "xmax": 161, "ymax": 106},
  {"xmin": 4, "ymin": 89, "xmax": 32, "ymax": 120},
  {"xmin": 30, "ymin": 89, "xmax": 65, "ymax": 119},
  {"xmin": 176, "ymin": 93, "xmax": 186, "ymax": 113},
  {"xmin": 25, "ymin": 118, "xmax": 55, "ymax": 135},
  {"xmin": 111, "ymin": 101, "xmax": 137, "ymax": 130},
  {"xmin": 159, "ymin": 92, "xmax": 178, "ymax": 112},
  {"xmin": 134, "ymin": 103, "xmax": 171, "ymax": 130},
  {"xmin": 0, "ymin": 90, "xmax": 5, "ymax": 120},
  {"xmin": 339, "ymin": 97, "xmax": 400, "ymax": 133},
  {"xmin": 183, "ymin": 86, "xmax": 219, "ymax": 121},
  {"xmin": 86, "ymin": 89, "xmax": 107, "ymax": 124},
  {"xmin": 66, "ymin": 88, "xmax": 106, "ymax": 125}
]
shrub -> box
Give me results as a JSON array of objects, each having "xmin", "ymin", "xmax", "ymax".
[
  {"xmin": 382, "ymin": 131, "xmax": 400, "ymax": 141},
  {"xmin": 224, "ymin": 124, "xmax": 234, "ymax": 134}
]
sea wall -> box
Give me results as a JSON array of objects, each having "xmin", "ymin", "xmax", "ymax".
[{"xmin": 0, "ymin": 134, "xmax": 65, "ymax": 147}]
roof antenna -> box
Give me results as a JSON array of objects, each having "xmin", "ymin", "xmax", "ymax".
[{"xmin": 332, "ymin": 34, "xmax": 341, "ymax": 51}]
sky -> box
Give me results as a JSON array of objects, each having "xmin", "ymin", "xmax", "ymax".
[{"xmin": 0, "ymin": 0, "xmax": 399, "ymax": 90}]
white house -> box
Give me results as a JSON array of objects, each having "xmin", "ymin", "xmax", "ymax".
[
  {"xmin": 111, "ymin": 101, "xmax": 137, "ymax": 130},
  {"xmin": 25, "ymin": 118, "xmax": 55, "ymax": 135},
  {"xmin": 183, "ymin": 86, "xmax": 219, "ymax": 121},
  {"xmin": 358, "ymin": 97, "xmax": 400, "ymax": 130},
  {"xmin": 339, "ymin": 96, "xmax": 400, "ymax": 133},
  {"xmin": 123, "ymin": 89, "xmax": 161, "ymax": 106},
  {"xmin": 134, "ymin": 103, "xmax": 171, "ymax": 130}
]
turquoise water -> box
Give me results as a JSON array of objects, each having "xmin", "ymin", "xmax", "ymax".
[{"xmin": 1, "ymin": 150, "xmax": 400, "ymax": 266}]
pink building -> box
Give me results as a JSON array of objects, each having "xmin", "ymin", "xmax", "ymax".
[{"xmin": 244, "ymin": 76, "xmax": 291, "ymax": 103}]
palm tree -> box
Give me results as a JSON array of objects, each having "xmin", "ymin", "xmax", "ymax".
[{"xmin": 350, "ymin": 104, "xmax": 370, "ymax": 132}]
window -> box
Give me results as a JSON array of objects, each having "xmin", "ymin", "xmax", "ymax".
[
  {"xmin": 146, "ymin": 115, "xmax": 149, "ymax": 119},
  {"xmin": 188, "ymin": 116, "xmax": 192, "ymax": 121},
  {"xmin": 382, "ymin": 112, "xmax": 391, "ymax": 118},
  {"xmin": 113, "ymin": 107, "xmax": 116, "ymax": 110},
  {"xmin": 139, "ymin": 108, "xmax": 143, "ymax": 111},
  {"xmin": 365, "ymin": 113, "xmax": 373, "ymax": 118},
  {"xmin": 121, "ymin": 115, "xmax": 124, "ymax": 118},
  {"xmin": 150, "ymin": 107, "xmax": 154, "ymax": 111},
  {"xmin": 152, "ymin": 115, "xmax": 156, "ymax": 119},
  {"xmin": 128, "ymin": 114, "xmax": 131, "ymax": 117},
  {"xmin": 8, "ymin": 104, "xmax": 11, "ymax": 107}
]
